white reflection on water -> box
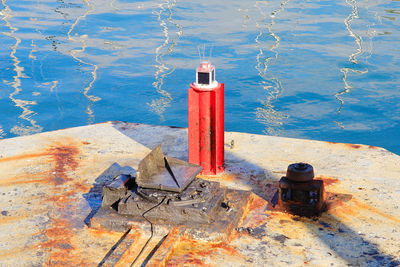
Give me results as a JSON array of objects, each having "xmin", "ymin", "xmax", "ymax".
[
  {"xmin": 66, "ymin": 0, "xmax": 101, "ymax": 123},
  {"xmin": 335, "ymin": 0, "xmax": 369, "ymax": 127},
  {"xmin": 29, "ymin": 39, "xmax": 37, "ymax": 60},
  {"xmin": 238, "ymin": 8, "xmax": 250, "ymax": 29},
  {"xmin": 254, "ymin": 0, "xmax": 289, "ymax": 136},
  {"xmin": 148, "ymin": 0, "xmax": 182, "ymax": 120},
  {"xmin": 1, "ymin": 0, "xmax": 43, "ymax": 136}
]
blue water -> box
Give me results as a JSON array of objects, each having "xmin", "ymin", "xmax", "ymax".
[{"xmin": 0, "ymin": 0, "xmax": 399, "ymax": 153}]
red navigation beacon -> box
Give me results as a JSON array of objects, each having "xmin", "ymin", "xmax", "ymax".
[{"xmin": 188, "ymin": 61, "xmax": 224, "ymax": 175}]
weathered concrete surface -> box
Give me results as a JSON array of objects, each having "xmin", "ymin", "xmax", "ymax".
[{"xmin": 0, "ymin": 121, "xmax": 399, "ymax": 266}]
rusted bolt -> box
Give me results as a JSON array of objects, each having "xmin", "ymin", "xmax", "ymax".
[
  {"xmin": 277, "ymin": 162, "xmax": 325, "ymax": 217},
  {"xmin": 286, "ymin": 162, "xmax": 314, "ymax": 182}
]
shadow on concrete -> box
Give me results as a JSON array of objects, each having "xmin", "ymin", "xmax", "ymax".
[
  {"xmin": 82, "ymin": 162, "xmax": 136, "ymax": 226},
  {"xmin": 83, "ymin": 121, "xmax": 399, "ymax": 265},
  {"xmin": 313, "ymin": 215, "xmax": 400, "ymax": 266}
]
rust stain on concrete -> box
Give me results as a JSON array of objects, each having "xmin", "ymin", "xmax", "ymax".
[
  {"xmin": 2, "ymin": 137, "xmax": 88, "ymax": 265},
  {"xmin": 326, "ymin": 141, "xmax": 363, "ymax": 149},
  {"xmin": 166, "ymin": 237, "xmax": 240, "ymax": 266},
  {"xmin": 315, "ymin": 176, "xmax": 340, "ymax": 186},
  {"xmin": 352, "ymin": 199, "xmax": 400, "ymax": 224},
  {"xmin": 0, "ymin": 137, "xmax": 80, "ymax": 186},
  {"xmin": 0, "ymin": 171, "xmax": 49, "ymax": 186},
  {"xmin": 46, "ymin": 143, "xmax": 79, "ymax": 183},
  {"xmin": 0, "ymin": 152, "xmax": 50, "ymax": 163}
]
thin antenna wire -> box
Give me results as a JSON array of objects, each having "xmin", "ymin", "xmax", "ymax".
[
  {"xmin": 209, "ymin": 44, "xmax": 214, "ymax": 62},
  {"xmin": 198, "ymin": 44, "xmax": 216, "ymax": 62}
]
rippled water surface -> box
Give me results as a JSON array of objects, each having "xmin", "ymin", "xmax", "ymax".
[{"xmin": 0, "ymin": 0, "xmax": 399, "ymax": 153}]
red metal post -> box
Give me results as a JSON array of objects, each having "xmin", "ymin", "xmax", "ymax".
[{"xmin": 188, "ymin": 62, "xmax": 224, "ymax": 175}]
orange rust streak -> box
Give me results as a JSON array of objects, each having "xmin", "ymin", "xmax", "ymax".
[
  {"xmin": 324, "ymin": 192, "xmax": 352, "ymax": 212},
  {"xmin": 45, "ymin": 143, "xmax": 80, "ymax": 182},
  {"xmin": 348, "ymin": 144, "xmax": 361, "ymax": 149},
  {"xmin": 166, "ymin": 258, "xmax": 207, "ymax": 267},
  {"xmin": 45, "ymin": 191, "xmax": 75, "ymax": 202},
  {"xmin": 326, "ymin": 141, "xmax": 362, "ymax": 149},
  {"xmin": 196, "ymin": 173, "xmax": 239, "ymax": 183},
  {"xmin": 248, "ymin": 193, "xmax": 268, "ymax": 211},
  {"xmin": 0, "ymin": 176, "xmax": 89, "ymax": 193},
  {"xmin": 352, "ymin": 199, "xmax": 400, "ymax": 224},
  {"xmin": 41, "ymin": 218, "xmax": 74, "ymax": 257},
  {"xmin": 114, "ymin": 231, "xmax": 143, "ymax": 267},
  {"xmin": 42, "ymin": 219, "xmax": 72, "ymax": 243},
  {"xmin": 167, "ymin": 237, "xmax": 239, "ymax": 266},
  {"xmin": 0, "ymin": 151, "xmax": 51, "ymax": 163},
  {"xmin": 146, "ymin": 227, "xmax": 183, "ymax": 267},
  {"xmin": 72, "ymin": 181, "xmax": 91, "ymax": 193},
  {"xmin": 0, "ymin": 172, "xmax": 49, "ymax": 186},
  {"xmin": 36, "ymin": 139, "xmax": 86, "ymax": 265},
  {"xmin": 219, "ymin": 173, "xmax": 236, "ymax": 182},
  {"xmin": 0, "ymin": 138, "xmax": 90, "ymax": 265},
  {"xmin": 239, "ymin": 193, "xmax": 269, "ymax": 228},
  {"xmin": 0, "ymin": 243, "xmax": 41, "ymax": 259},
  {"xmin": 41, "ymin": 217, "xmax": 91, "ymax": 266},
  {"xmin": 315, "ymin": 176, "xmax": 340, "ymax": 186},
  {"xmin": 88, "ymin": 227, "xmax": 125, "ymax": 239},
  {"xmin": 240, "ymin": 194, "xmax": 255, "ymax": 222},
  {"xmin": 0, "ymin": 214, "xmax": 30, "ymax": 225},
  {"xmin": 207, "ymin": 242, "xmax": 238, "ymax": 255},
  {"xmin": 0, "ymin": 139, "xmax": 80, "ymax": 186},
  {"xmin": 3, "ymin": 178, "xmax": 48, "ymax": 185},
  {"xmin": 247, "ymin": 213, "xmax": 269, "ymax": 227}
]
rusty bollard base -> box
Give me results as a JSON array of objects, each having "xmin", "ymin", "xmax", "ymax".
[
  {"xmin": 271, "ymin": 163, "xmax": 326, "ymax": 217},
  {"xmin": 278, "ymin": 177, "xmax": 325, "ymax": 217}
]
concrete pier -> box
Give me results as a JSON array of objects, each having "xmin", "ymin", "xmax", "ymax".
[{"xmin": 0, "ymin": 121, "xmax": 399, "ymax": 266}]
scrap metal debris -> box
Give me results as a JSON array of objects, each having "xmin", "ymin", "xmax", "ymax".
[{"xmin": 91, "ymin": 145, "xmax": 250, "ymax": 235}]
